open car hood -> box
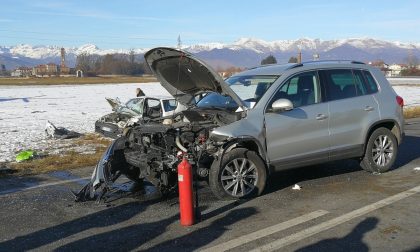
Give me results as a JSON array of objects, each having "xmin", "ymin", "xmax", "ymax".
[
  {"xmin": 105, "ymin": 97, "xmax": 122, "ymax": 111},
  {"xmin": 144, "ymin": 47, "xmax": 246, "ymax": 109}
]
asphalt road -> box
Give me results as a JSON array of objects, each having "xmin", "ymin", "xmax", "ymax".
[{"xmin": 1, "ymin": 118, "xmax": 420, "ymax": 251}]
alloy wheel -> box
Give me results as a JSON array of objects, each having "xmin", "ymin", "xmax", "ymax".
[
  {"xmin": 220, "ymin": 158, "xmax": 258, "ymax": 197},
  {"xmin": 372, "ymin": 134, "xmax": 394, "ymax": 167}
]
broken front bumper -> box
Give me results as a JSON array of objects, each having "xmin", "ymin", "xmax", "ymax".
[{"xmin": 74, "ymin": 137, "xmax": 126, "ymax": 201}]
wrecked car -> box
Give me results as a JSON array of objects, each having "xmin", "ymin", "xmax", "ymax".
[
  {"xmin": 95, "ymin": 96, "xmax": 184, "ymax": 138},
  {"xmin": 78, "ymin": 47, "xmax": 403, "ymax": 201}
]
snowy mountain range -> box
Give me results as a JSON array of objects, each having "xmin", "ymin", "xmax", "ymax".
[{"xmin": 1, "ymin": 38, "xmax": 419, "ymax": 69}]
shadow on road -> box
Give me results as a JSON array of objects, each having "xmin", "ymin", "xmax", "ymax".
[
  {"xmin": 264, "ymin": 134, "xmax": 420, "ymax": 196},
  {"xmin": 296, "ymin": 217, "xmax": 379, "ymax": 252},
  {"xmin": 264, "ymin": 159, "xmax": 361, "ymax": 195},
  {"xmin": 0, "ymin": 199, "xmax": 159, "ymax": 251},
  {"xmin": 394, "ymin": 135, "xmax": 420, "ymax": 167},
  {"xmin": 147, "ymin": 207, "xmax": 258, "ymax": 251},
  {"xmin": 55, "ymin": 206, "xmax": 256, "ymax": 251}
]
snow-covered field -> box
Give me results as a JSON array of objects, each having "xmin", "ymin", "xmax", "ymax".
[
  {"xmin": 1, "ymin": 82, "xmax": 419, "ymax": 162},
  {"xmin": 387, "ymin": 77, "xmax": 420, "ymax": 86},
  {"xmin": 0, "ymin": 82, "xmax": 169, "ymax": 162}
]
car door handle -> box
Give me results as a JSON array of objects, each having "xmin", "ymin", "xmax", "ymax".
[
  {"xmin": 364, "ymin": 106, "xmax": 374, "ymax": 112},
  {"xmin": 316, "ymin": 114, "xmax": 328, "ymax": 120}
]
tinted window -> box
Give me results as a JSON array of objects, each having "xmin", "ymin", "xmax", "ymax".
[
  {"xmin": 362, "ymin": 71, "xmax": 379, "ymax": 94},
  {"xmin": 321, "ymin": 69, "xmax": 362, "ymax": 101},
  {"xmin": 270, "ymin": 71, "xmax": 321, "ymax": 108},
  {"xmin": 352, "ymin": 70, "xmax": 368, "ymax": 95}
]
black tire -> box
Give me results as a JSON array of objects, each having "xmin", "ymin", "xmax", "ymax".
[
  {"xmin": 209, "ymin": 148, "xmax": 267, "ymax": 200},
  {"xmin": 360, "ymin": 127, "xmax": 398, "ymax": 173}
]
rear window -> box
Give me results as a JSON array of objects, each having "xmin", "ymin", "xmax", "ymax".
[
  {"xmin": 362, "ymin": 71, "xmax": 379, "ymax": 94},
  {"xmin": 320, "ymin": 69, "xmax": 373, "ymax": 101}
]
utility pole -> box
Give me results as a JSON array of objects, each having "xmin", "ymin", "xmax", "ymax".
[{"xmin": 177, "ymin": 35, "xmax": 182, "ymax": 49}]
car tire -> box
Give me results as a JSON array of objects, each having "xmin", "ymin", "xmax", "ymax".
[
  {"xmin": 209, "ymin": 148, "xmax": 267, "ymax": 200},
  {"xmin": 360, "ymin": 127, "xmax": 398, "ymax": 173}
]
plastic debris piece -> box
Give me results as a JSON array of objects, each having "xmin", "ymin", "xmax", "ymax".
[
  {"xmin": 414, "ymin": 167, "xmax": 420, "ymax": 171},
  {"xmin": 45, "ymin": 120, "xmax": 82, "ymax": 139},
  {"xmin": 292, "ymin": 184, "xmax": 301, "ymax": 190},
  {"xmin": 15, "ymin": 150, "xmax": 35, "ymax": 162}
]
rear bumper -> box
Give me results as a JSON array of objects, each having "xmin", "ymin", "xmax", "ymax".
[{"xmin": 95, "ymin": 121, "xmax": 122, "ymax": 139}]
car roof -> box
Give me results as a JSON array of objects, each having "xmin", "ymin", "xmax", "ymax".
[{"xmin": 133, "ymin": 95, "xmax": 174, "ymax": 101}]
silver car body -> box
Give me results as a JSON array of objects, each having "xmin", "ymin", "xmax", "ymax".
[{"xmin": 211, "ymin": 62, "xmax": 404, "ymax": 172}]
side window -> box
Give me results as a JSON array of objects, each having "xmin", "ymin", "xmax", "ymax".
[
  {"xmin": 271, "ymin": 71, "xmax": 321, "ymax": 108},
  {"xmin": 145, "ymin": 99, "xmax": 162, "ymax": 117},
  {"xmin": 162, "ymin": 99, "xmax": 177, "ymax": 112},
  {"xmin": 362, "ymin": 71, "xmax": 379, "ymax": 94},
  {"xmin": 321, "ymin": 69, "xmax": 360, "ymax": 101},
  {"xmin": 352, "ymin": 70, "xmax": 368, "ymax": 95}
]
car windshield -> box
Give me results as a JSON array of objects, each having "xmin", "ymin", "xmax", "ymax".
[
  {"xmin": 196, "ymin": 75, "xmax": 279, "ymax": 111},
  {"xmin": 196, "ymin": 92, "xmax": 238, "ymax": 111},
  {"xmin": 125, "ymin": 98, "xmax": 143, "ymax": 114},
  {"xmin": 226, "ymin": 75, "xmax": 279, "ymax": 103}
]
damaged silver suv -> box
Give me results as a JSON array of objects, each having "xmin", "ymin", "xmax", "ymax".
[{"xmin": 78, "ymin": 48, "xmax": 404, "ymax": 201}]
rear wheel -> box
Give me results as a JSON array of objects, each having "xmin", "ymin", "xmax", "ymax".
[
  {"xmin": 209, "ymin": 148, "xmax": 267, "ymax": 199},
  {"xmin": 360, "ymin": 127, "xmax": 398, "ymax": 173}
]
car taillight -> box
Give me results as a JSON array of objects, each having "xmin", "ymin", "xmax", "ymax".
[{"xmin": 396, "ymin": 95, "xmax": 404, "ymax": 107}]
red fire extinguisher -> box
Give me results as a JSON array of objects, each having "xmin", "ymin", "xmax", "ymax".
[{"xmin": 177, "ymin": 157, "xmax": 194, "ymax": 226}]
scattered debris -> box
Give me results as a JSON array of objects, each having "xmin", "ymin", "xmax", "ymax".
[
  {"xmin": 292, "ymin": 184, "xmax": 301, "ymax": 190},
  {"xmin": 414, "ymin": 167, "xmax": 420, "ymax": 171},
  {"xmin": 15, "ymin": 150, "xmax": 36, "ymax": 162},
  {"xmin": 45, "ymin": 120, "xmax": 82, "ymax": 139}
]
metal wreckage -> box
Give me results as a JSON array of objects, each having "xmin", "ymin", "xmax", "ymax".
[{"xmin": 75, "ymin": 47, "xmax": 269, "ymax": 201}]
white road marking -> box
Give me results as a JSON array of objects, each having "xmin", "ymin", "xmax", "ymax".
[
  {"xmin": 251, "ymin": 184, "xmax": 420, "ymax": 252},
  {"xmin": 200, "ymin": 210, "xmax": 329, "ymax": 252},
  {"xmin": 0, "ymin": 177, "xmax": 90, "ymax": 197}
]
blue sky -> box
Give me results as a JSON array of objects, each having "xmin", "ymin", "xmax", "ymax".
[{"xmin": 1, "ymin": 0, "xmax": 419, "ymax": 48}]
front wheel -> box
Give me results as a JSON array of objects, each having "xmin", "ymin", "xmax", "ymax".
[
  {"xmin": 209, "ymin": 148, "xmax": 267, "ymax": 200},
  {"xmin": 360, "ymin": 127, "xmax": 398, "ymax": 173}
]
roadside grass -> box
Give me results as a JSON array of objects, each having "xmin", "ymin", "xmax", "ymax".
[
  {"xmin": 0, "ymin": 75, "xmax": 157, "ymax": 85},
  {"xmin": 404, "ymin": 106, "xmax": 420, "ymax": 119},
  {"xmin": 7, "ymin": 134, "xmax": 111, "ymax": 176}
]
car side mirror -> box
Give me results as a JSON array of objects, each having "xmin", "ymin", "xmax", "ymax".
[{"xmin": 271, "ymin": 99, "xmax": 294, "ymax": 112}]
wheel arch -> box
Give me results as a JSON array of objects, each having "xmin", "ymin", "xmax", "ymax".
[
  {"xmin": 364, "ymin": 119, "xmax": 402, "ymax": 151},
  {"xmin": 219, "ymin": 137, "xmax": 269, "ymax": 173}
]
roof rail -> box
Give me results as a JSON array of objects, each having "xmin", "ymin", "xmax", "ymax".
[{"xmin": 288, "ymin": 60, "xmax": 366, "ymax": 69}]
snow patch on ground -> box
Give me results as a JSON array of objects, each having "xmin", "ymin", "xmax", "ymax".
[{"xmin": 0, "ymin": 82, "xmax": 169, "ymax": 162}]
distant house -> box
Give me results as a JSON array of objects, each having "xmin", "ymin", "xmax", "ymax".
[
  {"xmin": 11, "ymin": 67, "xmax": 33, "ymax": 77},
  {"xmin": 33, "ymin": 63, "xmax": 58, "ymax": 77},
  {"xmin": 388, "ymin": 64, "xmax": 406, "ymax": 77}
]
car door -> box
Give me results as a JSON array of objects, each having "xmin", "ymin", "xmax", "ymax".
[
  {"xmin": 319, "ymin": 69, "xmax": 380, "ymax": 160},
  {"xmin": 265, "ymin": 71, "xmax": 330, "ymax": 170}
]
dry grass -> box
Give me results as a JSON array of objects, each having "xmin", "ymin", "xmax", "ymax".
[
  {"xmin": 7, "ymin": 133, "xmax": 112, "ymax": 176},
  {"xmin": 0, "ymin": 75, "xmax": 157, "ymax": 85},
  {"xmin": 404, "ymin": 106, "xmax": 420, "ymax": 119},
  {"xmin": 9, "ymin": 149, "xmax": 105, "ymax": 175}
]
